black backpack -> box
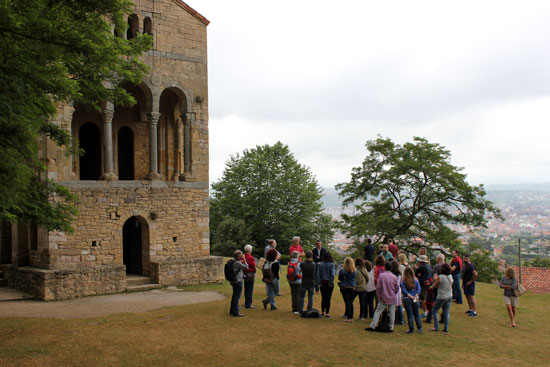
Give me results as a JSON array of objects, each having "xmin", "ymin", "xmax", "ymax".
[
  {"xmin": 301, "ymin": 309, "xmax": 321, "ymax": 318},
  {"xmin": 375, "ymin": 307, "xmax": 392, "ymax": 332},
  {"xmin": 262, "ymin": 261, "xmax": 275, "ymax": 283},
  {"xmin": 224, "ymin": 259, "xmax": 236, "ymax": 283}
]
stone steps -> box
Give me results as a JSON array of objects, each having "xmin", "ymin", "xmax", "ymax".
[
  {"xmin": 125, "ymin": 274, "xmax": 160, "ymax": 292},
  {"xmin": 126, "ymin": 274, "xmax": 153, "ymax": 287},
  {"xmin": 126, "ymin": 283, "xmax": 162, "ymax": 292}
]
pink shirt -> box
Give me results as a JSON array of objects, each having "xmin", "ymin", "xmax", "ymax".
[{"xmin": 376, "ymin": 271, "xmax": 399, "ymax": 305}]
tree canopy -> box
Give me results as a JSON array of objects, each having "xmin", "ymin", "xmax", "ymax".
[
  {"xmin": 336, "ymin": 136, "xmax": 502, "ymax": 254},
  {"xmin": 0, "ymin": 0, "xmax": 151, "ymax": 231},
  {"xmin": 210, "ymin": 142, "xmax": 334, "ymax": 257}
]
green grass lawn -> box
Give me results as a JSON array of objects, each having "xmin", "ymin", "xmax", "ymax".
[{"xmin": 1, "ymin": 271, "xmax": 549, "ymax": 367}]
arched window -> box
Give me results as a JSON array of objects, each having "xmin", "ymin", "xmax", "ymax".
[
  {"xmin": 118, "ymin": 126, "xmax": 135, "ymax": 180},
  {"xmin": 79, "ymin": 122, "xmax": 102, "ymax": 180},
  {"xmin": 127, "ymin": 14, "xmax": 139, "ymax": 40},
  {"xmin": 143, "ymin": 17, "xmax": 153, "ymax": 36}
]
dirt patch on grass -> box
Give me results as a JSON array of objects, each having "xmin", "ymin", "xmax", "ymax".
[{"xmin": 0, "ymin": 289, "xmax": 225, "ymax": 319}]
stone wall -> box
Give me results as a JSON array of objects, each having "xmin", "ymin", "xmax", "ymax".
[
  {"xmin": 4, "ymin": 264, "xmax": 126, "ymax": 301},
  {"xmin": 46, "ymin": 181, "xmax": 210, "ymax": 273},
  {"xmin": 150, "ymin": 256, "xmax": 224, "ymax": 285}
]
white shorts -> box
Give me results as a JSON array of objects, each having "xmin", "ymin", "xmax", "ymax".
[{"xmin": 504, "ymin": 296, "xmax": 518, "ymax": 307}]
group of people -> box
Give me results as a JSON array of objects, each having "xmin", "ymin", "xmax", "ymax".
[{"xmin": 227, "ymin": 237, "xmax": 521, "ymax": 330}]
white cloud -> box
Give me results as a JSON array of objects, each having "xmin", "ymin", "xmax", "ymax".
[{"xmin": 189, "ymin": 0, "xmax": 550, "ymax": 187}]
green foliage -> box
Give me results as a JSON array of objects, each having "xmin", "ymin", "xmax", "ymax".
[
  {"xmin": 0, "ymin": 0, "xmax": 151, "ymax": 230},
  {"xmin": 210, "ymin": 142, "xmax": 335, "ymax": 257},
  {"xmin": 211, "ymin": 217, "xmax": 252, "ymax": 257},
  {"xmin": 502, "ymin": 244, "xmax": 518, "ymax": 255},
  {"xmin": 524, "ymin": 256, "xmax": 550, "ymax": 268},
  {"xmin": 501, "ymin": 254, "xmax": 519, "ymax": 266},
  {"xmin": 470, "ymin": 250, "xmax": 502, "ymax": 283},
  {"xmin": 468, "ymin": 236, "xmax": 493, "ymax": 251},
  {"xmin": 336, "ymin": 136, "xmax": 502, "ymax": 255}
]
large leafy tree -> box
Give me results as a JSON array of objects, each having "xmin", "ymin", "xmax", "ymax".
[
  {"xmin": 210, "ymin": 142, "xmax": 334, "ymax": 257},
  {"xmin": 336, "ymin": 136, "xmax": 502, "ymax": 254},
  {"xmin": 0, "ymin": 0, "xmax": 151, "ymax": 231}
]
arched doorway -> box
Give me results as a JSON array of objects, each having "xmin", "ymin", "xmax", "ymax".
[
  {"xmin": 118, "ymin": 126, "xmax": 134, "ymax": 180},
  {"xmin": 0, "ymin": 221, "xmax": 12, "ymax": 264},
  {"xmin": 79, "ymin": 122, "xmax": 102, "ymax": 180},
  {"xmin": 123, "ymin": 217, "xmax": 143, "ymax": 275}
]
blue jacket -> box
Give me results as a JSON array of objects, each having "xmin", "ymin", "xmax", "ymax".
[
  {"xmin": 400, "ymin": 279, "xmax": 421, "ymax": 298},
  {"xmin": 316, "ymin": 261, "xmax": 335, "ymax": 289},
  {"xmin": 338, "ymin": 269, "xmax": 356, "ymax": 288}
]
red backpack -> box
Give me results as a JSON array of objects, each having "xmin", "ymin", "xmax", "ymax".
[{"xmin": 287, "ymin": 262, "xmax": 302, "ymax": 281}]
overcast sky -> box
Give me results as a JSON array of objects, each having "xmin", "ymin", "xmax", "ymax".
[{"xmin": 188, "ymin": 0, "xmax": 550, "ymax": 188}]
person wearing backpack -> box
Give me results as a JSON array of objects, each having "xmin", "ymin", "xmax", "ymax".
[
  {"xmin": 367, "ymin": 261, "xmax": 399, "ymax": 332},
  {"xmin": 262, "ymin": 248, "xmax": 280, "ymax": 311},
  {"xmin": 299, "ymin": 251, "xmax": 318, "ymax": 314},
  {"xmin": 287, "ymin": 251, "xmax": 303, "ymax": 314},
  {"xmin": 228, "ymin": 250, "xmax": 249, "ymax": 317}
]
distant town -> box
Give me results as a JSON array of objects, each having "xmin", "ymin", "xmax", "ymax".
[{"xmin": 322, "ymin": 183, "xmax": 550, "ymax": 265}]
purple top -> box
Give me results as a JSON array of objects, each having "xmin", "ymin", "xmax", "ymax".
[{"xmin": 376, "ymin": 271, "xmax": 399, "ymax": 305}]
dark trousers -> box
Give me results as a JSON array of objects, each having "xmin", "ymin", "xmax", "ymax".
[
  {"xmin": 353, "ymin": 291, "xmax": 367, "ymax": 318},
  {"xmin": 230, "ymin": 281, "xmax": 243, "ymax": 315},
  {"xmin": 290, "ymin": 283, "xmax": 301, "ymax": 312},
  {"xmin": 320, "ymin": 283, "xmax": 334, "ymax": 314},
  {"xmin": 402, "ymin": 297, "xmax": 422, "ymax": 332},
  {"xmin": 244, "ymin": 276, "xmax": 255, "ymax": 308},
  {"xmin": 341, "ymin": 287, "xmax": 355, "ymax": 320},
  {"xmin": 365, "ymin": 291, "xmax": 376, "ymax": 318},
  {"xmin": 299, "ymin": 285, "xmax": 314, "ymax": 312},
  {"xmin": 452, "ymin": 273, "xmax": 462, "ymax": 304}
]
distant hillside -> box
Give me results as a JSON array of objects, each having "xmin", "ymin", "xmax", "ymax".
[
  {"xmin": 485, "ymin": 183, "xmax": 550, "ymax": 192},
  {"xmin": 321, "ymin": 187, "xmax": 343, "ymax": 208},
  {"xmin": 322, "ymin": 183, "xmax": 550, "ymax": 209}
]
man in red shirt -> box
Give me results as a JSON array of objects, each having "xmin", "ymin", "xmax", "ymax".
[
  {"xmin": 387, "ymin": 239, "xmax": 398, "ymax": 259},
  {"xmin": 243, "ymin": 244, "xmax": 257, "ymax": 309},
  {"xmin": 450, "ymin": 250, "xmax": 463, "ymax": 304},
  {"xmin": 289, "ymin": 236, "xmax": 305, "ymax": 260}
]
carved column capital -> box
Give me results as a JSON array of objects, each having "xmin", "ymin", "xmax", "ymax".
[
  {"xmin": 147, "ymin": 111, "xmax": 161, "ymax": 124},
  {"xmin": 102, "ymin": 109, "xmax": 114, "ymax": 123}
]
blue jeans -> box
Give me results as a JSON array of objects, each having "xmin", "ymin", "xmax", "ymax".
[
  {"xmin": 274, "ymin": 277, "xmax": 280, "ymax": 295},
  {"xmin": 266, "ymin": 278, "xmax": 278, "ymax": 307},
  {"xmin": 230, "ymin": 281, "xmax": 243, "ymax": 315},
  {"xmin": 433, "ymin": 297, "xmax": 451, "ymax": 331},
  {"xmin": 452, "ymin": 273, "xmax": 462, "ymax": 303},
  {"xmin": 299, "ymin": 286, "xmax": 315, "ymax": 312},
  {"xmin": 244, "ymin": 276, "xmax": 255, "ymax": 308},
  {"xmin": 402, "ymin": 297, "xmax": 422, "ymax": 332},
  {"xmin": 353, "ymin": 291, "xmax": 367, "ymax": 318}
]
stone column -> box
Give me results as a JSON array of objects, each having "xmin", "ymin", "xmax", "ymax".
[
  {"xmin": 183, "ymin": 112, "xmax": 194, "ymax": 175},
  {"xmin": 146, "ymin": 111, "xmax": 162, "ymax": 180},
  {"xmin": 101, "ymin": 109, "xmax": 117, "ymax": 180},
  {"xmin": 172, "ymin": 116, "xmax": 184, "ymax": 181}
]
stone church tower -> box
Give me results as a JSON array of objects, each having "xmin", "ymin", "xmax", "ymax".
[{"xmin": 0, "ymin": 1, "xmax": 223, "ymax": 300}]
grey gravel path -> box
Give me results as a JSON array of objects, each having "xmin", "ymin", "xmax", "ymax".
[{"xmin": 0, "ymin": 288, "xmax": 225, "ymax": 319}]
